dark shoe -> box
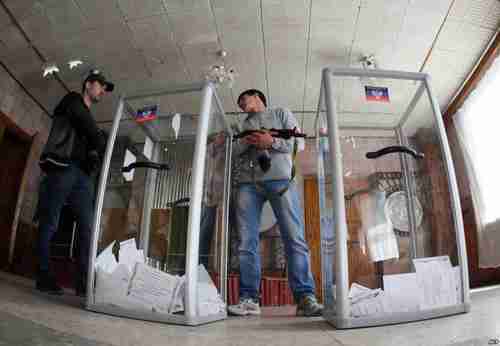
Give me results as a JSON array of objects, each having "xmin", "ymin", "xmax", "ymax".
[
  {"xmin": 36, "ymin": 272, "xmax": 63, "ymax": 295},
  {"xmin": 75, "ymin": 288, "xmax": 87, "ymax": 298},
  {"xmin": 75, "ymin": 277, "xmax": 87, "ymax": 298},
  {"xmin": 296, "ymin": 295, "xmax": 323, "ymax": 317}
]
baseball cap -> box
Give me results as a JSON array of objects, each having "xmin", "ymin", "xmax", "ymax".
[{"xmin": 84, "ymin": 69, "xmax": 114, "ymax": 92}]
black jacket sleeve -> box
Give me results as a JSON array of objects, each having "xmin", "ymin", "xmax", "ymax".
[{"xmin": 64, "ymin": 92, "xmax": 106, "ymax": 155}]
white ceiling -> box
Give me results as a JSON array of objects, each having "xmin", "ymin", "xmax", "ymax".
[{"xmin": 0, "ymin": 0, "xmax": 498, "ymax": 135}]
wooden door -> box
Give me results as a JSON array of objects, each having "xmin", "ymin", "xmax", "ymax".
[
  {"xmin": 0, "ymin": 127, "xmax": 31, "ymax": 268},
  {"xmin": 303, "ymin": 177, "xmax": 379, "ymax": 302},
  {"xmin": 303, "ymin": 178, "xmax": 322, "ymax": 300}
]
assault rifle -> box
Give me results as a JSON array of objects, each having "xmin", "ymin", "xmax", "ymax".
[{"xmin": 233, "ymin": 127, "xmax": 306, "ymax": 141}]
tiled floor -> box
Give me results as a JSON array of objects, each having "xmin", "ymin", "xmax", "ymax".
[{"xmin": 1, "ymin": 271, "xmax": 500, "ymax": 346}]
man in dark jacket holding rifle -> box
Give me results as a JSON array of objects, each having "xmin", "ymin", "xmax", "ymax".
[{"xmin": 36, "ymin": 70, "xmax": 113, "ymax": 296}]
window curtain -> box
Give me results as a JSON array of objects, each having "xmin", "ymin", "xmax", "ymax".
[{"xmin": 453, "ymin": 55, "xmax": 500, "ymax": 268}]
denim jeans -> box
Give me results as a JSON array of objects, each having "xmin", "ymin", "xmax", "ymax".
[
  {"xmin": 37, "ymin": 165, "xmax": 94, "ymax": 285},
  {"xmin": 236, "ymin": 180, "xmax": 316, "ymax": 301},
  {"xmin": 199, "ymin": 204, "xmax": 217, "ymax": 269}
]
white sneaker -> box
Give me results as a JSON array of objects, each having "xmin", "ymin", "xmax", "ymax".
[{"xmin": 228, "ymin": 298, "xmax": 261, "ymax": 316}]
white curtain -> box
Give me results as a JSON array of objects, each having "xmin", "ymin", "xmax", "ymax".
[{"xmin": 454, "ymin": 55, "xmax": 500, "ymax": 268}]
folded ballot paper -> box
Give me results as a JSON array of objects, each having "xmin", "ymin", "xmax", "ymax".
[
  {"xmin": 197, "ymin": 264, "xmax": 226, "ymax": 316},
  {"xmin": 348, "ymin": 256, "xmax": 463, "ymax": 318},
  {"xmin": 349, "ymin": 283, "xmax": 391, "ymax": 317},
  {"xmin": 94, "ymin": 238, "xmax": 224, "ymax": 316},
  {"xmin": 128, "ymin": 263, "xmax": 182, "ymax": 314}
]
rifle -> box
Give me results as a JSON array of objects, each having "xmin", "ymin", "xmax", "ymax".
[{"xmin": 233, "ymin": 127, "xmax": 306, "ymax": 141}]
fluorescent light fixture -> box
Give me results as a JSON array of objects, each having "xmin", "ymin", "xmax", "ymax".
[
  {"xmin": 43, "ymin": 64, "xmax": 59, "ymax": 77},
  {"xmin": 68, "ymin": 60, "xmax": 83, "ymax": 69}
]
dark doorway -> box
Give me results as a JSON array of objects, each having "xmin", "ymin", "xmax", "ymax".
[{"xmin": 0, "ymin": 125, "xmax": 31, "ymax": 269}]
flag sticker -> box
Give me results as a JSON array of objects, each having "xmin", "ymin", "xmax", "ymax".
[
  {"xmin": 365, "ymin": 86, "xmax": 389, "ymax": 102},
  {"xmin": 135, "ymin": 105, "xmax": 158, "ymax": 123}
]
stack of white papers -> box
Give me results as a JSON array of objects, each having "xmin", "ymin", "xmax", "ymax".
[
  {"xmin": 93, "ymin": 239, "xmax": 226, "ymax": 317},
  {"xmin": 413, "ymin": 256, "xmax": 457, "ymax": 309},
  {"xmin": 349, "ymin": 283, "xmax": 391, "ymax": 317},
  {"xmin": 349, "ymin": 256, "xmax": 464, "ymax": 318},
  {"xmin": 94, "ymin": 264, "xmax": 132, "ymax": 307},
  {"xmin": 128, "ymin": 263, "xmax": 181, "ymax": 314},
  {"xmin": 383, "ymin": 272, "xmax": 420, "ymax": 313},
  {"xmin": 119, "ymin": 239, "xmax": 145, "ymax": 273},
  {"xmin": 197, "ymin": 265, "xmax": 225, "ymax": 316},
  {"xmin": 95, "ymin": 241, "xmax": 118, "ymax": 274},
  {"xmin": 349, "ymin": 283, "xmax": 382, "ymax": 303}
]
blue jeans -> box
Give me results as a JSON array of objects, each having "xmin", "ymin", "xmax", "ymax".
[
  {"xmin": 199, "ymin": 204, "xmax": 217, "ymax": 269},
  {"xmin": 236, "ymin": 180, "xmax": 316, "ymax": 301},
  {"xmin": 37, "ymin": 165, "xmax": 94, "ymax": 284}
]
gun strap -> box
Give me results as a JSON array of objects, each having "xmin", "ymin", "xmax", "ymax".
[{"xmin": 252, "ymin": 138, "xmax": 298, "ymax": 200}]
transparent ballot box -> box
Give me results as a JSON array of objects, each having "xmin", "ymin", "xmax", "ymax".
[
  {"xmin": 316, "ymin": 68, "xmax": 469, "ymax": 328},
  {"xmin": 85, "ymin": 81, "xmax": 233, "ymax": 326}
]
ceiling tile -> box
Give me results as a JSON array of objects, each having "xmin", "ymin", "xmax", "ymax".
[
  {"xmin": 449, "ymin": 0, "xmax": 469, "ymax": 19},
  {"xmin": 182, "ymin": 41, "xmax": 220, "ymax": 81},
  {"xmin": 0, "ymin": 6, "xmax": 12, "ymax": 30},
  {"xmin": 127, "ymin": 15, "xmax": 180, "ymax": 62},
  {"xmin": 262, "ymin": 0, "xmax": 310, "ymax": 109},
  {"xmin": 466, "ymin": 0, "xmax": 500, "ymax": 29},
  {"xmin": 450, "ymin": 0, "xmax": 500, "ymax": 29},
  {"xmin": 352, "ymin": 0, "xmax": 407, "ymax": 56},
  {"xmin": 167, "ymin": 9, "xmax": 218, "ymax": 46},
  {"xmin": 435, "ymin": 20, "xmax": 494, "ymax": 52},
  {"xmin": 147, "ymin": 57, "xmax": 191, "ymax": 86},
  {"xmin": 1, "ymin": 1, "xmax": 42, "ymax": 21},
  {"xmin": 0, "ymin": 24, "xmax": 29, "ymax": 52},
  {"xmin": 407, "ymin": 0, "xmax": 453, "ymax": 16},
  {"xmin": 0, "ymin": 46, "xmax": 41, "ymax": 79},
  {"xmin": 164, "ymin": 0, "xmax": 210, "ymax": 13},
  {"xmin": 311, "ymin": 0, "xmax": 360, "ymax": 22},
  {"xmin": 0, "ymin": 0, "xmax": 494, "ymax": 126},
  {"xmin": 424, "ymin": 49, "xmax": 480, "ymax": 80},
  {"xmin": 75, "ymin": 0, "xmax": 124, "ymax": 27},
  {"xmin": 117, "ymin": 0, "xmax": 165, "ymax": 20},
  {"xmin": 213, "ymin": 2, "xmax": 261, "ymax": 48},
  {"xmin": 212, "ymin": 2, "xmax": 265, "ymax": 108},
  {"xmin": 212, "ymin": 0, "xmax": 258, "ymax": 12}
]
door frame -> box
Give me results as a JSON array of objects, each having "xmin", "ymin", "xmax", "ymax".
[{"xmin": 0, "ymin": 111, "xmax": 35, "ymax": 267}]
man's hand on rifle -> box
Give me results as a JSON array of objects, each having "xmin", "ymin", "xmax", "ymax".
[{"xmin": 242, "ymin": 130, "xmax": 274, "ymax": 150}]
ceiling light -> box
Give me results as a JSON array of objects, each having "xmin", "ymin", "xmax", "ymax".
[
  {"xmin": 42, "ymin": 64, "xmax": 59, "ymax": 77},
  {"xmin": 360, "ymin": 54, "xmax": 377, "ymax": 70},
  {"xmin": 68, "ymin": 59, "xmax": 83, "ymax": 69},
  {"xmin": 206, "ymin": 64, "xmax": 236, "ymax": 87}
]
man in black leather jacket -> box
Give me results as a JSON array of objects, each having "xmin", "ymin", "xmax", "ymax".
[{"xmin": 36, "ymin": 70, "xmax": 113, "ymax": 295}]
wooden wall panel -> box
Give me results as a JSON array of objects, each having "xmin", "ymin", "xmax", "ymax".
[{"xmin": 303, "ymin": 178, "xmax": 323, "ymax": 301}]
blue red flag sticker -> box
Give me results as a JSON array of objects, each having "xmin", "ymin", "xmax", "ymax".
[
  {"xmin": 365, "ymin": 86, "xmax": 389, "ymax": 102},
  {"xmin": 135, "ymin": 105, "xmax": 158, "ymax": 123}
]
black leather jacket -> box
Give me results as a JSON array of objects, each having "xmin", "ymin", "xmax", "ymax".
[{"xmin": 40, "ymin": 92, "xmax": 106, "ymax": 174}]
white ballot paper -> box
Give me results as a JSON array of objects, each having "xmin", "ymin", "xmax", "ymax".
[
  {"xmin": 119, "ymin": 238, "xmax": 145, "ymax": 273},
  {"xmin": 452, "ymin": 266, "xmax": 463, "ymax": 304},
  {"xmin": 349, "ymin": 283, "xmax": 391, "ymax": 317},
  {"xmin": 349, "ymin": 283, "xmax": 382, "ymax": 304},
  {"xmin": 94, "ymin": 264, "xmax": 131, "ymax": 307},
  {"xmin": 197, "ymin": 265, "xmax": 225, "ymax": 316},
  {"xmin": 128, "ymin": 263, "xmax": 181, "ymax": 314},
  {"xmin": 95, "ymin": 241, "xmax": 118, "ymax": 274},
  {"xmin": 413, "ymin": 256, "xmax": 456, "ymax": 309},
  {"xmin": 383, "ymin": 272, "xmax": 420, "ymax": 312}
]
